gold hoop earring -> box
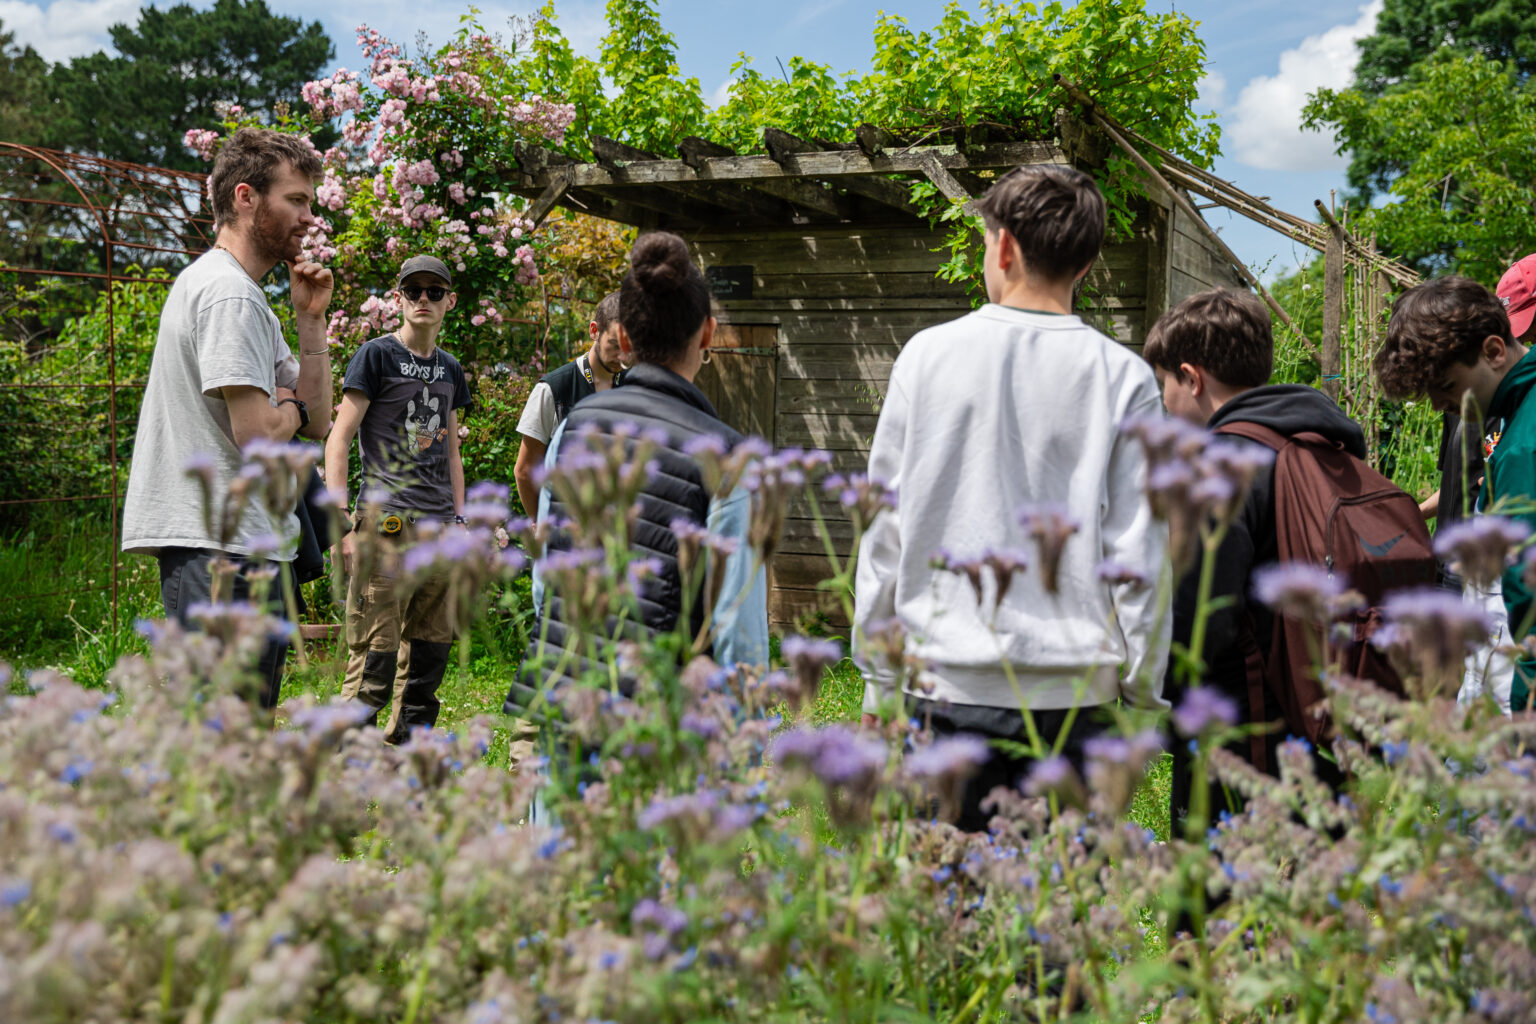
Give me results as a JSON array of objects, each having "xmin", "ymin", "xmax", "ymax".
[{"xmin": 700, "ymin": 348, "xmax": 713, "ymax": 365}]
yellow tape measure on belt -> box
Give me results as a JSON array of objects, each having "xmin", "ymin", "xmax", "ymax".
[{"xmin": 379, "ymin": 513, "xmax": 404, "ymax": 536}]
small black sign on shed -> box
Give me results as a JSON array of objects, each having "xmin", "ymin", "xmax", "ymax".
[{"xmin": 706, "ymin": 265, "xmax": 754, "ymax": 300}]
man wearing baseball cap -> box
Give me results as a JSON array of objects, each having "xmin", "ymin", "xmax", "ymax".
[
  {"xmin": 1373, "ymin": 258, "xmax": 1536, "ymax": 714},
  {"xmin": 323, "ymin": 254, "xmax": 472, "ymax": 741}
]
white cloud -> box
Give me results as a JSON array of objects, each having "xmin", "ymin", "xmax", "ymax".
[
  {"xmin": 1196, "ymin": 70, "xmax": 1227, "ymax": 110},
  {"xmin": 1226, "ymin": 0, "xmax": 1381, "ymax": 172},
  {"xmin": 787, "ymin": 0, "xmax": 847, "ymax": 33},
  {"xmin": 708, "ymin": 76, "xmax": 735, "ymax": 109},
  {"xmin": 0, "ymin": 0, "xmax": 141, "ymax": 62}
]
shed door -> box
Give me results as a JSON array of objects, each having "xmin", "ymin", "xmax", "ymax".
[{"xmin": 691, "ymin": 325, "xmax": 777, "ymax": 443}]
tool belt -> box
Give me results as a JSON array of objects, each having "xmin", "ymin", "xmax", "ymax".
[{"xmin": 353, "ymin": 509, "xmax": 440, "ymax": 537}]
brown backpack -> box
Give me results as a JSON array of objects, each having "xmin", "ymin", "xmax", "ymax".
[{"xmin": 1216, "ymin": 422, "xmax": 1437, "ymax": 765}]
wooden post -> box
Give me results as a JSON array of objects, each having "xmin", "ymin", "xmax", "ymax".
[{"xmin": 1322, "ymin": 215, "xmax": 1344, "ymax": 402}]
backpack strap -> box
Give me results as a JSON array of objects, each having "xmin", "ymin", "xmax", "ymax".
[
  {"xmin": 1237, "ymin": 617, "xmax": 1270, "ymax": 774},
  {"xmin": 1213, "ymin": 420, "xmax": 1290, "ymax": 451}
]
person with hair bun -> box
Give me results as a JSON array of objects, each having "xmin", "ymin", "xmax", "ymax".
[{"xmin": 505, "ymin": 232, "xmax": 768, "ymax": 724}]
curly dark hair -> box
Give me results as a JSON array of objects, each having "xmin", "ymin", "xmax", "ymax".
[
  {"xmin": 1144, "ymin": 288, "xmax": 1272, "ymax": 388},
  {"xmin": 1375, "ymin": 277, "xmax": 1511, "ymax": 399}
]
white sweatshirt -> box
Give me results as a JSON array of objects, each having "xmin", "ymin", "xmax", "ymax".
[{"xmin": 854, "ymin": 305, "xmax": 1171, "ymax": 713}]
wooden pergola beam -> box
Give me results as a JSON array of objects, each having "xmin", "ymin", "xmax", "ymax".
[
  {"xmin": 512, "ymin": 138, "xmax": 1058, "ymax": 190},
  {"xmin": 557, "ymin": 187, "xmax": 700, "ymax": 232},
  {"xmin": 763, "ymin": 127, "xmax": 924, "ymax": 217},
  {"xmin": 678, "ymin": 135, "xmax": 846, "ymax": 220},
  {"xmin": 594, "ymin": 135, "xmax": 804, "ymax": 226},
  {"xmin": 854, "ymin": 123, "xmax": 898, "ymax": 158},
  {"xmin": 575, "ymin": 182, "xmax": 732, "ymax": 230}
]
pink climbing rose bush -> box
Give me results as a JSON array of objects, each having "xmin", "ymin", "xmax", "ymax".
[{"xmin": 186, "ymin": 20, "xmax": 576, "ymax": 365}]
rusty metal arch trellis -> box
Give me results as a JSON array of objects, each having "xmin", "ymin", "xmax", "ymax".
[{"xmin": 0, "ymin": 144, "xmax": 212, "ymax": 653}]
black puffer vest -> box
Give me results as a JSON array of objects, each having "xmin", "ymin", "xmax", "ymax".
[
  {"xmin": 505, "ymin": 362, "xmax": 742, "ymax": 719},
  {"xmin": 541, "ymin": 356, "xmax": 597, "ymax": 424}
]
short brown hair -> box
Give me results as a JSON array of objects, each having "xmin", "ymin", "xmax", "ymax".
[
  {"xmin": 976, "ymin": 164, "xmax": 1106, "ymax": 281},
  {"xmin": 592, "ymin": 291, "xmax": 621, "ymax": 333},
  {"xmin": 208, "ymin": 128, "xmax": 322, "ymax": 225},
  {"xmin": 1143, "ymin": 288, "xmax": 1273, "ymax": 388},
  {"xmin": 1376, "ymin": 277, "xmax": 1511, "ymax": 399}
]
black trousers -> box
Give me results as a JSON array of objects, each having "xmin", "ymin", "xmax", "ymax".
[
  {"xmin": 910, "ymin": 696, "xmax": 1105, "ymax": 833},
  {"xmin": 157, "ymin": 547, "xmax": 293, "ymax": 709}
]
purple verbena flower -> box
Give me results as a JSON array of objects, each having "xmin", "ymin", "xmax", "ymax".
[
  {"xmin": 1018, "ymin": 503, "xmax": 1080, "ymax": 595},
  {"xmin": 1377, "ymin": 588, "xmax": 1494, "ymax": 692},
  {"xmin": 1252, "ymin": 562, "xmax": 1346, "ymax": 624},
  {"xmin": 631, "ymin": 898, "xmax": 689, "ymax": 935},
  {"xmin": 1172, "ymin": 687, "xmax": 1240, "ymax": 738},
  {"xmin": 778, "ymin": 635, "xmax": 842, "ymax": 710},
  {"xmin": 771, "ymin": 725, "xmax": 887, "ymax": 790},
  {"xmin": 1096, "ymin": 560, "xmax": 1148, "ymax": 586},
  {"xmin": 679, "ymin": 711, "xmax": 720, "ymax": 739},
  {"xmin": 466, "ymin": 480, "xmax": 510, "ymax": 505},
  {"xmin": 1023, "ymin": 755, "xmax": 1080, "ymax": 798},
  {"xmin": 1434, "ymin": 516, "xmax": 1530, "ymax": 589},
  {"xmin": 904, "ymin": 735, "xmax": 991, "ymax": 779}
]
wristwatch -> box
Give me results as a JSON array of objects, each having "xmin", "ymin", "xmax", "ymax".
[{"xmin": 277, "ymin": 397, "xmax": 309, "ymax": 430}]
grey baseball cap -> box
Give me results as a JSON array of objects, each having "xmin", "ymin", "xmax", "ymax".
[{"xmin": 396, "ymin": 255, "xmax": 453, "ymax": 287}]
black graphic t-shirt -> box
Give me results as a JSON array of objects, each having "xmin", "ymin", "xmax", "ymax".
[{"xmin": 343, "ymin": 334, "xmax": 472, "ymax": 516}]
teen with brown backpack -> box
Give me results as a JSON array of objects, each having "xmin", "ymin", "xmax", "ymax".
[{"xmin": 1144, "ymin": 288, "xmax": 1436, "ymax": 825}]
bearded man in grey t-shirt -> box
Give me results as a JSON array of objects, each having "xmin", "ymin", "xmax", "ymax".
[{"xmin": 122, "ymin": 128, "xmax": 334, "ymax": 709}]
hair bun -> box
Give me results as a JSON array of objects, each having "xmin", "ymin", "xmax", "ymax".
[{"xmin": 629, "ymin": 232, "xmax": 691, "ymax": 290}]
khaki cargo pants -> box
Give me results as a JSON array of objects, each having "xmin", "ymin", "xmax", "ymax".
[{"xmin": 340, "ymin": 525, "xmax": 454, "ymax": 743}]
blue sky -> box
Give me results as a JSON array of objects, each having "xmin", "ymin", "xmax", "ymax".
[{"xmin": 1, "ymin": 0, "xmax": 1385, "ymax": 278}]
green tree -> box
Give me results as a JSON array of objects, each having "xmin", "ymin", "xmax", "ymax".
[
  {"xmin": 590, "ymin": 0, "xmax": 707, "ymax": 153},
  {"xmin": 0, "ymin": 20, "xmax": 54, "ymax": 146},
  {"xmin": 1345, "ymin": 0, "xmax": 1536, "ymax": 201},
  {"xmin": 50, "ymin": 0, "xmax": 333, "ymax": 170},
  {"xmin": 1307, "ymin": 51, "xmax": 1536, "ymax": 280}
]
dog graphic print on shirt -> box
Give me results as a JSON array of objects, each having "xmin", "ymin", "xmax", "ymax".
[{"xmin": 342, "ymin": 334, "xmax": 471, "ymax": 516}]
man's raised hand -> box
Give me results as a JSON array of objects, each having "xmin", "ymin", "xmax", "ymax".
[{"xmin": 289, "ymin": 258, "xmax": 334, "ymax": 320}]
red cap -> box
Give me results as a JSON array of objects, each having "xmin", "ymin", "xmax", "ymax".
[{"xmin": 1497, "ymin": 254, "xmax": 1536, "ymax": 339}]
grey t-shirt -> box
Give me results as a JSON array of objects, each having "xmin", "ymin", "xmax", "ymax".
[
  {"xmin": 121, "ymin": 249, "xmax": 301, "ymax": 559},
  {"xmin": 342, "ymin": 334, "xmax": 471, "ymax": 516}
]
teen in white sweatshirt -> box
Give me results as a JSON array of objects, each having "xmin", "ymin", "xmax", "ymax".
[{"xmin": 853, "ymin": 164, "xmax": 1170, "ymax": 830}]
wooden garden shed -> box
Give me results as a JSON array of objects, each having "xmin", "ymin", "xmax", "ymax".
[{"xmin": 508, "ymin": 116, "xmax": 1246, "ymax": 630}]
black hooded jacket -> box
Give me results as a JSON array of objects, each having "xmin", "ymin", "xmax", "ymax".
[{"xmin": 1172, "ymin": 384, "xmax": 1369, "ymax": 703}]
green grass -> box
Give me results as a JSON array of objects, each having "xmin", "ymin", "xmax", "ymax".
[{"xmin": 0, "ymin": 520, "xmax": 161, "ymax": 682}]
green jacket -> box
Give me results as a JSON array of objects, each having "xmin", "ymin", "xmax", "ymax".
[{"xmin": 1482, "ymin": 346, "xmax": 1536, "ymax": 711}]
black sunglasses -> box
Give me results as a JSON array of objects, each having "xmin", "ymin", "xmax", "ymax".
[{"xmin": 401, "ymin": 284, "xmax": 449, "ymax": 302}]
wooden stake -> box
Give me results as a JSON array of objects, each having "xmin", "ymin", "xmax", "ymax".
[{"xmin": 1321, "ymin": 198, "xmax": 1345, "ymax": 402}]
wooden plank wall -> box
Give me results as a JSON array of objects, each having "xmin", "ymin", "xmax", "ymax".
[
  {"xmin": 689, "ymin": 215, "xmax": 1162, "ymax": 632},
  {"xmin": 1077, "ymin": 200, "xmax": 1162, "ymax": 353},
  {"xmin": 691, "ymin": 226, "xmax": 971, "ymax": 629},
  {"xmin": 1168, "ymin": 204, "xmax": 1248, "ymax": 305}
]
